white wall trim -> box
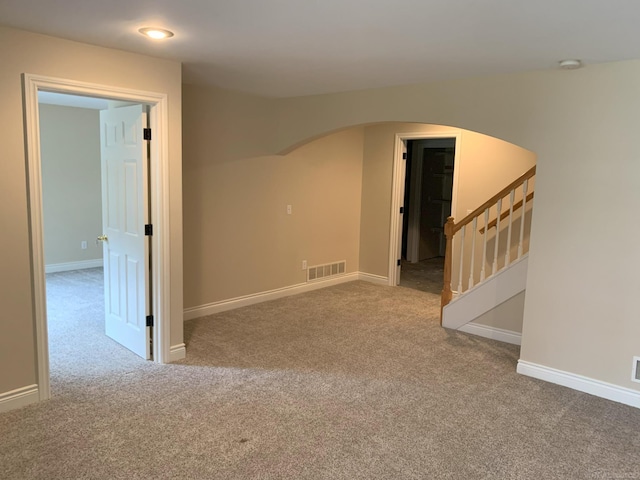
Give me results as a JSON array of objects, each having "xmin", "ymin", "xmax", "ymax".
[
  {"xmin": 184, "ymin": 272, "xmax": 388, "ymax": 321},
  {"xmin": 184, "ymin": 273, "xmax": 359, "ymax": 320},
  {"xmin": 458, "ymin": 323, "xmax": 521, "ymax": 345},
  {"xmin": 388, "ymin": 131, "xmax": 462, "ymax": 286},
  {"xmin": 169, "ymin": 343, "xmax": 186, "ymax": 362},
  {"xmin": 358, "ymin": 272, "xmax": 389, "ymax": 285},
  {"xmin": 45, "ymin": 259, "xmax": 103, "ymax": 274},
  {"xmin": 517, "ymin": 360, "xmax": 640, "ymax": 409},
  {"xmin": 0, "ymin": 384, "xmax": 39, "ymax": 413},
  {"xmin": 23, "ymin": 73, "xmax": 173, "ymax": 404}
]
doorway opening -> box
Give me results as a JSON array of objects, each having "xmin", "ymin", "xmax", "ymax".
[
  {"xmin": 24, "ymin": 74, "xmax": 172, "ymax": 402},
  {"xmin": 38, "ymin": 94, "xmax": 150, "ymax": 394},
  {"xmin": 388, "ymin": 131, "xmax": 461, "ymax": 288},
  {"xmin": 400, "ymin": 138, "xmax": 456, "ymax": 294}
]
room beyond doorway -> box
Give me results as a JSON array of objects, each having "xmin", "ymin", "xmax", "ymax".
[{"xmin": 399, "ymin": 138, "xmax": 456, "ymax": 294}]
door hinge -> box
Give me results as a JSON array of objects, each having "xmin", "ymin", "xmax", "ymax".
[
  {"xmin": 146, "ymin": 315, "xmax": 154, "ymax": 327},
  {"xmin": 397, "ymin": 259, "xmax": 401, "ymax": 266},
  {"xmin": 143, "ymin": 128, "xmax": 152, "ymax": 141},
  {"xmin": 400, "ymin": 206, "xmax": 404, "ymax": 214},
  {"xmin": 402, "ymin": 152, "xmax": 407, "ymax": 160},
  {"xmin": 145, "ymin": 224, "xmax": 153, "ymax": 236}
]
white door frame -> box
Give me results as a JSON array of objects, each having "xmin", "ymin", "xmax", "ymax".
[
  {"xmin": 23, "ymin": 73, "xmax": 172, "ymax": 401},
  {"xmin": 388, "ymin": 131, "xmax": 462, "ymax": 286}
]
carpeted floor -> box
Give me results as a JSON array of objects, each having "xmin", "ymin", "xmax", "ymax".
[
  {"xmin": 1, "ymin": 269, "xmax": 639, "ymax": 479},
  {"xmin": 399, "ymin": 257, "xmax": 445, "ymax": 294},
  {"xmin": 44, "ymin": 268, "xmax": 147, "ymax": 393}
]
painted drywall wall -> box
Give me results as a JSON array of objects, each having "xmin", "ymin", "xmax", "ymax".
[
  {"xmin": 182, "ymin": 96, "xmax": 532, "ymax": 331},
  {"xmin": 182, "ymin": 83, "xmax": 277, "ymax": 162},
  {"xmin": 273, "ymin": 60, "xmax": 640, "ymax": 392},
  {"xmin": 0, "ymin": 26, "xmax": 182, "ymax": 397},
  {"xmin": 39, "ymin": 104, "xmax": 102, "ymax": 267},
  {"xmin": 183, "ymin": 84, "xmax": 363, "ymax": 308},
  {"xmin": 472, "ymin": 291, "xmax": 525, "ymax": 333}
]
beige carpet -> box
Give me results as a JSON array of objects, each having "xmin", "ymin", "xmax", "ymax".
[
  {"xmin": 1, "ymin": 270, "xmax": 639, "ymax": 479},
  {"xmin": 399, "ymin": 257, "xmax": 445, "ymax": 294}
]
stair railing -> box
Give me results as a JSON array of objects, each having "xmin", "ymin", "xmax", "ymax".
[{"xmin": 441, "ymin": 166, "xmax": 536, "ymax": 320}]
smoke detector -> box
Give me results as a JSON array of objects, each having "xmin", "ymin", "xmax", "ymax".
[{"xmin": 559, "ymin": 59, "xmax": 582, "ymax": 70}]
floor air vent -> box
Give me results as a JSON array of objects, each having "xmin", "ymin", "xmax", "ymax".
[{"xmin": 307, "ymin": 260, "xmax": 346, "ymax": 282}]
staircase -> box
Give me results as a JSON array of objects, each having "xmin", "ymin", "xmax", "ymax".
[{"xmin": 441, "ymin": 166, "xmax": 535, "ymax": 339}]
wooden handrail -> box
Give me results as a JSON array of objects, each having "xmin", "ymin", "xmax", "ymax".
[
  {"xmin": 441, "ymin": 164, "xmax": 536, "ymax": 315},
  {"xmin": 452, "ymin": 166, "xmax": 536, "ymax": 235},
  {"xmin": 479, "ymin": 192, "xmax": 535, "ymax": 234}
]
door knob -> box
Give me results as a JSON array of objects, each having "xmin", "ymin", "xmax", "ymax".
[{"xmin": 97, "ymin": 234, "xmax": 108, "ymax": 243}]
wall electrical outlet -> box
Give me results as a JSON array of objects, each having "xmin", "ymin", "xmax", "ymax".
[
  {"xmin": 302, "ymin": 260, "xmax": 307, "ymax": 270},
  {"xmin": 81, "ymin": 241, "xmax": 88, "ymax": 249}
]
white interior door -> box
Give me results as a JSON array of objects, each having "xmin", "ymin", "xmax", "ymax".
[{"xmin": 99, "ymin": 105, "xmax": 150, "ymax": 359}]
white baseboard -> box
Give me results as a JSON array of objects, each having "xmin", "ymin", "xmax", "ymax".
[
  {"xmin": 517, "ymin": 360, "xmax": 640, "ymax": 409},
  {"xmin": 458, "ymin": 322, "xmax": 522, "ymax": 346},
  {"xmin": 184, "ymin": 272, "xmax": 361, "ymax": 321},
  {"xmin": 45, "ymin": 259, "xmax": 102, "ymax": 273},
  {"xmin": 169, "ymin": 343, "xmax": 186, "ymax": 362},
  {"xmin": 0, "ymin": 384, "xmax": 39, "ymax": 413},
  {"xmin": 358, "ymin": 272, "xmax": 389, "ymax": 285}
]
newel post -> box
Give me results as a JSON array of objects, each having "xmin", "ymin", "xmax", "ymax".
[{"xmin": 441, "ymin": 216, "xmax": 455, "ymax": 324}]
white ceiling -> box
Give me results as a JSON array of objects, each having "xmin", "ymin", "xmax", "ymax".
[{"xmin": 2, "ymin": 0, "xmax": 640, "ymax": 98}]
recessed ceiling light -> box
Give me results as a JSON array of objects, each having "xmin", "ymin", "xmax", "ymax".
[
  {"xmin": 558, "ymin": 59, "xmax": 582, "ymax": 70},
  {"xmin": 139, "ymin": 27, "xmax": 174, "ymax": 40}
]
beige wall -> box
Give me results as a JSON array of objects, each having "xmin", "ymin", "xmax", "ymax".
[
  {"xmin": 182, "ymin": 93, "xmax": 534, "ymax": 323},
  {"xmin": 0, "ymin": 26, "xmax": 182, "ymax": 396},
  {"xmin": 472, "ymin": 292, "xmax": 526, "ymax": 334},
  {"xmin": 182, "ymin": 83, "xmax": 276, "ymax": 162},
  {"xmin": 39, "ymin": 104, "xmax": 102, "ymax": 266},
  {"xmin": 272, "ymin": 60, "xmax": 640, "ymax": 392},
  {"xmin": 183, "ymin": 84, "xmax": 364, "ymax": 308}
]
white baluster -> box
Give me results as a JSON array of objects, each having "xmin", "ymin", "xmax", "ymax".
[
  {"xmin": 457, "ymin": 224, "xmax": 465, "ymax": 293},
  {"xmin": 480, "ymin": 208, "xmax": 489, "ymax": 281},
  {"xmin": 518, "ymin": 179, "xmax": 528, "ymax": 259},
  {"xmin": 468, "ymin": 216, "xmax": 477, "ymax": 289},
  {"xmin": 505, "ymin": 189, "xmax": 515, "ymax": 266},
  {"xmin": 492, "ymin": 198, "xmax": 502, "ymax": 275}
]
